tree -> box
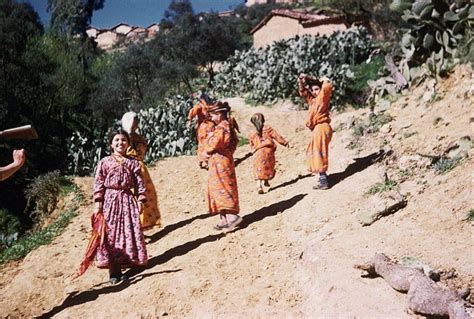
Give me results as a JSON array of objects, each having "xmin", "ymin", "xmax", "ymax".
[{"xmin": 47, "ymin": 0, "xmax": 105, "ymax": 37}]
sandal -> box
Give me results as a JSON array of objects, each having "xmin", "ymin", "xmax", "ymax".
[
  {"xmin": 264, "ymin": 180, "xmax": 270, "ymax": 187},
  {"xmin": 258, "ymin": 188, "xmax": 264, "ymax": 194},
  {"xmin": 109, "ymin": 277, "xmax": 120, "ymax": 285},
  {"xmin": 313, "ymin": 183, "xmax": 329, "ymax": 190}
]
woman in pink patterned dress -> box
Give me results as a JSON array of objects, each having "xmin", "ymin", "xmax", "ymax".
[{"xmin": 93, "ymin": 129, "xmax": 148, "ymax": 284}]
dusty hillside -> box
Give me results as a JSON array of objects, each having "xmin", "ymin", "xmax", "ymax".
[{"xmin": 0, "ymin": 65, "xmax": 472, "ymax": 318}]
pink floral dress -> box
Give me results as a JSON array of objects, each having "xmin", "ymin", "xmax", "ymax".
[{"xmin": 93, "ymin": 155, "xmax": 148, "ymax": 268}]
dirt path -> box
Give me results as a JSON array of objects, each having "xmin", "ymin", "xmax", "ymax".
[{"xmin": 0, "ymin": 65, "xmax": 472, "ymax": 318}]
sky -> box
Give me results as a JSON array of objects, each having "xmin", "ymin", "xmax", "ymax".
[{"xmin": 26, "ymin": 0, "xmax": 245, "ymax": 29}]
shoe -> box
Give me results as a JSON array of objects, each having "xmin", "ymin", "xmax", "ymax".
[
  {"xmin": 258, "ymin": 188, "xmax": 264, "ymax": 194},
  {"xmin": 213, "ymin": 223, "xmax": 228, "ymax": 231},
  {"xmin": 120, "ymin": 274, "xmax": 129, "ymax": 281},
  {"xmin": 223, "ymin": 216, "xmax": 243, "ymax": 232},
  {"xmin": 313, "ymin": 183, "xmax": 329, "ymax": 190},
  {"xmin": 109, "ymin": 277, "xmax": 120, "ymax": 285},
  {"xmin": 264, "ymin": 180, "xmax": 270, "ymax": 187}
]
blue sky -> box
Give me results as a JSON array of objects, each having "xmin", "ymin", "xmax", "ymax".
[{"xmin": 26, "ymin": 0, "xmax": 244, "ymax": 29}]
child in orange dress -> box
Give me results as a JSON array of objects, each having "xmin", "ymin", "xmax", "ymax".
[
  {"xmin": 249, "ymin": 113, "xmax": 289, "ymax": 194},
  {"xmin": 205, "ymin": 102, "xmax": 242, "ymax": 231}
]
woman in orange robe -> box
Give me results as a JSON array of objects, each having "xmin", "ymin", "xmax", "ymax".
[
  {"xmin": 122, "ymin": 112, "xmax": 161, "ymax": 229},
  {"xmin": 205, "ymin": 101, "xmax": 242, "ymax": 231},
  {"xmin": 249, "ymin": 113, "xmax": 289, "ymax": 194},
  {"xmin": 298, "ymin": 74, "xmax": 333, "ymax": 189},
  {"xmin": 187, "ymin": 94, "xmax": 215, "ymax": 169}
]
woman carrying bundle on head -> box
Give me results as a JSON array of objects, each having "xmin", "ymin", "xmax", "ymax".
[
  {"xmin": 297, "ymin": 73, "xmax": 334, "ymax": 190},
  {"xmin": 205, "ymin": 101, "xmax": 242, "ymax": 232},
  {"xmin": 187, "ymin": 93, "xmax": 216, "ymax": 169},
  {"xmin": 122, "ymin": 111, "xmax": 161, "ymax": 230},
  {"xmin": 249, "ymin": 113, "xmax": 289, "ymax": 194}
]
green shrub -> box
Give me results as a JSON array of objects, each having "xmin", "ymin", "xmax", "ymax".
[
  {"xmin": 67, "ymin": 95, "xmax": 198, "ymax": 175},
  {"xmin": 367, "ymin": 179, "xmax": 398, "ymax": 195},
  {"xmin": 24, "ymin": 171, "xmax": 63, "ymax": 227},
  {"xmin": 237, "ymin": 136, "xmax": 249, "ymax": 147},
  {"xmin": 432, "ymin": 156, "xmax": 462, "ymax": 174},
  {"xmin": 347, "ymin": 55, "xmax": 386, "ymax": 107},
  {"xmin": 214, "ymin": 27, "xmax": 373, "ymax": 109},
  {"xmin": 0, "ymin": 208, "xmax": 21, "ymax": 249}
]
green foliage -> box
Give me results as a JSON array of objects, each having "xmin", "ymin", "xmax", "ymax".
[
  {"xmin": 431, "ymin": 156, "xmax": 462, "ymax": 174},
  {"xmin": 393, "ymin": 0, "xmax": 473, "ymax": 77},
  {"xmin": 348, "ymin": 55, "xmax": 386, "ymax": 106},
  {"xmin": 369, "ymin": 112, "xmax": 394, "ymax": 131},
  {"xmin": 367, "ymin": 179, "xmax": 398, "ymax": 195},
  {"xmin": 24, "ymin": 171, "xmax": 64, "ymax": 227},
  {"xmin": 237, "ymin": 136, "xmax": 249, "ymax": 147},
  {"xmin": 0, "ymin": 208, "xmax": 21, "ymax": 248},
  {"xmin": 0, "ymin": 207, "xmax": 77, "ymax": 264},
  {"xmin": 214, "ymin": 27, "xmax": 373, "ymax": 109},
  {"xmin": 47, "ymin": 0, "xmax": 104, "ymax": 37},
  {"xmin": 68, "ymin": 95, "xmax": 197, "ymax": 174}
]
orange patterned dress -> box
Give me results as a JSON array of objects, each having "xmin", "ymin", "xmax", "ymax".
[
  {"xmin": 205, "ymin": 120, "xmax": 239, "ymax": 215},
  {"xmin": 188, "ymin": 99, "xmax": 215, "ymax": 165},
  {"xmin": 249, "ymin": 125, "xmax": 288, "ymax": 181},
  {"xmin": 127, "ymin": 132, "xmax": 161, "ymax": 229},
  {"xmin": 299, "ymin": 80, "xmax": 334, "ymax": 173}
]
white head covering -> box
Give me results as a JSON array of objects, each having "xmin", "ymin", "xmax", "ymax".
[{"xmin": 121, "ymin": 111, "xmax": 138, "ymax": 134}]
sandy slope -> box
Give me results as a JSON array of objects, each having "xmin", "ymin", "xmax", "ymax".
[{"xmin": 0, "ymin": 65, "xmax": 472, "ymax": 318}]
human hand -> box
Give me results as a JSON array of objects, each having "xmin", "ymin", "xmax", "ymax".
[{"xmin": 12, "ymin": 149, "xmax": 26, "ymax": 168}]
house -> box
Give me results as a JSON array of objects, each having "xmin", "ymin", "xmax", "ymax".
[
  {"xmin": 245, "ymin": 0, "xmax": 305, "ymax": 6},
  {"xmin": 86, "ymin": 23, "xmax": 160, "ymax": 52},
  {"xmin": 250, "ymin": 9, "xmax": 348, "ymax": 48}
]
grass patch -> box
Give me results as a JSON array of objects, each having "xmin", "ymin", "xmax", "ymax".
[
  {"xmin": 432, "ymin": 156, "xmax": 462, "ymax": 174},
  {"xmin": 403, "ymin": 131, "xmax": 418, "ymax": 139},
  {"xmin": 348, "ymin": 55, "xmax": 385, "ymax": 108},
  {"xmin": 398, "ymin": 168, "xmax": 413, "ymax": 179},
  {"xmin": 0, "ymin": 181, "xmax": 83, "ymax": 265},
  {"xmin": 366, "ymin": 179, "xmax": 398, "ymax": 195},
  {"xmin": 238, "ymin": 136, "xmax": 249, "ymax": 147}
]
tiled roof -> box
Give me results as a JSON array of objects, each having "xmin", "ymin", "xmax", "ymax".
[{"xmin": 250, "ymin": 9, "xmax": 346, "ymax": 34}]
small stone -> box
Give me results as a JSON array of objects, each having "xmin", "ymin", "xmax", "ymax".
[{"xmin": 380, "ymin": 123, "xmax": 392, "ymax": 134}]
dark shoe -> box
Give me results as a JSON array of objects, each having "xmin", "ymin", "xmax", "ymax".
[
  {"xmin": 109, "ymin": 277, "xmax": 120, "ymax": 285},
  {"xmin": 264, "ymin": 180, "xmax": 270, "ymax": 187},
  {"xmin": 258, "ymin": 188, "xmax": 264, "ymax": 194},
  {"xmin": 120, "ymin": 274, "xmax": 129, "ymax": 281}
]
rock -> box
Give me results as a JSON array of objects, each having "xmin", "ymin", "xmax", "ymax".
[
  {"xmin": 357, "ymin": 191, "xmax": 408, "ymax": 226},
  {"xmin": 398, "ymin": 154, "xmax": 431, "ymax": 170},
  {"xmin": 445, "ymin": 136, "xmax": 472, "ymax": 159},
  {"xmin": 380, "ymin": 123, "xmax": 392, "ymax": 134},
  {"xmin": 345, "ymin": 115, "xmax": 355, "ymax": 129}
]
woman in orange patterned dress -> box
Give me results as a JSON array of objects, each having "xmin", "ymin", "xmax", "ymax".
[
  {"xmin": 187, "ymin": 94, "xmax": 215, "ymax": 169},
  {"xmin": 205, "ymin": 101, "xmax": 242, "ymax": 231},
  {"xmin": 249, "ymin": 113, "xmax": 289, "ymax": 194},
  {"xmin": 122, "ymin": 112, "xmax": 161, "ymax": 229},
  {"xmin": 298, "ymin": 73, "xmax": 333, "ymax": 190}
]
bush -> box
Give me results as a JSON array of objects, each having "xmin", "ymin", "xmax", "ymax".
[
  {"xmin": 67, "ymin": 95, "xmax": 197, "ymax": 175},
  {"xmin": 213, "ymin": 27, "xmax": 373, "ymax": 109},
  {"xmin": 431, "ymin": 156, "xmax": 462, "ymax": 174},
  {"xmin": 367, "ymin": 179, "xmax": 398, "ymax": 195},
  {"xmin": 347, "ymin": 55, "xmax": 386, "ymax": 107},
  {"xmin": 24, "ymin": 171, "xmax": 63, "ymax": 228},
  {"xmin": 0, "ymin": 208, "xmax": 21, "ymax": 249}
]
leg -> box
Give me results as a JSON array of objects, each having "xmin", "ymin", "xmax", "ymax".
[
  {"xmin": 313, "ymin": 171, "xmax": 329, "ymax": 190},
  {"xmin": 108, "ymin": 262, "xmax": 122, "ymax": 284},
  {"xmin": 257, "ymin": 180, "xmax": 264, "ymax": 194}
]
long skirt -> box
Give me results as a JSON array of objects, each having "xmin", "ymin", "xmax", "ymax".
[
  {"xmin": 96, "ymin": 189, "xmax": 148, "ymax": 268},
  {"xmin": 305, "ymin": 122, "xmax": 333, "ymax": 173},
  {"xmin": 253, "ymin": 146, "xmax": 276, "ymax": 180},
  {"xmin": 207, "ymin": 153, "xmax": 240, "ymax": 215},
  {"xmin": 139, "ymin": 163, "xmax": 161, "ymax": 229}
]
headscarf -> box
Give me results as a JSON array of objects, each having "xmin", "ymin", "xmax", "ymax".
[{"xmin": 250, "ymin": 113, "xmax": 265, "ymax": 137}]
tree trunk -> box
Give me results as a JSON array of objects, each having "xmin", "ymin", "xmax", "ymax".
[{"xmin": 354, "ymin": 253, "xmax": 470, "ymax": 319}]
